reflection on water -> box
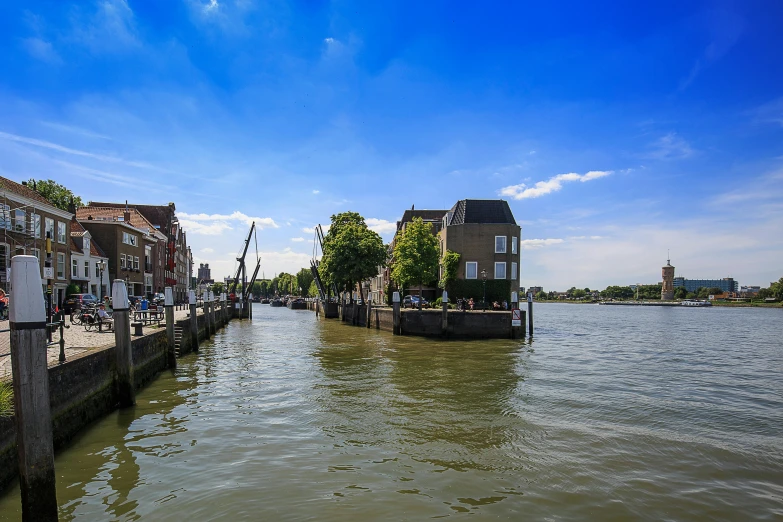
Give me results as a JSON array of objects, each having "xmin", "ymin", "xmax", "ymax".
[{"xmin": 1, "ymin": 303, "xmax": 781, "ymax": 521}]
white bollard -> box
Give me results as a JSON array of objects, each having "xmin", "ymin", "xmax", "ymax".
[{"xmin": 112, "ymin": 279, "xmax": 134, "ymax": 407}]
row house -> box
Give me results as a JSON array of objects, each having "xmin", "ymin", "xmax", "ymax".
[
  {"xmin": 76, "ymin": 207, "xmax": 164, "ymax": 299},
  {"xmin": 69, "ymin": 220, "xmax": 110, "ymax": 299},
  {"xmin": 87, "ymin": 202, "xmax": 191, "ymax": 302},
  {"xmin": 0, "ymin": 176, "xmax": 74, "ymax": 306}
]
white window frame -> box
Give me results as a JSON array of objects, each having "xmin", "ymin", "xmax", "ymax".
[
  {"xmin": 95, "ymin": 262, "xmax": 100, "ymax": 278},
  {"xmin": 32, "ymin": 213, "xmax": 41, "ymax": 238},
  {"xmin": 121, "ymin": 254, "xmax": 126, "ymax": 269},
  {"xmin": 45, "ymin": 217, "xmax": 54, "ymax": 239},
  {"xmin": 511, "ymin": 262, "xmax": 518, "ymax": 280},
  {"xmin": 495, "ymin": 262, "xmax": 506, "ymax": 279},
  {"xmin": 57, "ymin": 252, "xmax": 66, "ymax": 279},
  {"xmin": 72, "ymin": 258, "xmax": 78, "ymax": 278},
  {"xmin": 495, "ymin": 236, "xmax": 507, "ymax": 254},
  {"xmin": 465, "ymin": 261, "xmax": 478, "ymax": 279},
  {"xmin": 57, "ymin": 221, "xmax": 66, "ymax": 244},
  {"xmin": 84, "ymin": 260, "xmax": 89, "ymax": 278},
  {"xmin": 512, "ymin": 236, "xmax": 518, "ymax": 255},
  {"xmin": 32, "ymin": 248, "xmax": 40, "ymax": 260},
  {"xmin": 13, "ymin": 208, "xmax": 26, "ymax": 233},
  {"xmin": 0, "ymin": 205, "xmax": 10, "ymax": 230},
  {"xmin": 134, "ymin": 256, "xmax": 140, "ymax": 270}
]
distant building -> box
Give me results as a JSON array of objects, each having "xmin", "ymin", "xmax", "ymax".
[
  {"xmin": 661, "ymin": 258, "xmax": 675, "ymax": 300},
  {"xmin": 529, "ymin": 286, "xmax": 544, "ymax": 295},
  {"xmin": 197, "ymin": 263, "xmax": 213, "ymax": 284},
  {"xmin": 673, "ymin": 277, "xmax": 738, "ymax": 293},
  {"xmin": 740, "ymin": 285, "xmax": 760, "ymax": 296}
]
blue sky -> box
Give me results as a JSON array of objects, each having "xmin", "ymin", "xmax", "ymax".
[{"xmin": 1, "ymin": 0, "xmax": 781, "ymax": 290}]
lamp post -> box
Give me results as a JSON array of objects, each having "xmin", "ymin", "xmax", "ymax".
[
  {"xmin": 481, "ymin": 269, "xmax": 487, "ymax": 311},
  {"xmin": 98, "ymin": 260, "xmax": 106, "ymax": 300}
]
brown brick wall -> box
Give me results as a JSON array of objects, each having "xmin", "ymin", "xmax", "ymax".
[{"xmin": 439, "ymin": 223, "xmax": 521, "ymax": 281}]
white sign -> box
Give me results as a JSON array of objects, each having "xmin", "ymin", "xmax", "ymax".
[
  {"xmin": 527, "ymin": 293, "xmax": 533, "ymax": 303},
  {"xmin": 43, "ymin": 266, "xmax": 54, "ymax": 279},
  {"xmin": 512, "ymin": 308, "xmax": 522, "ymax": 327},
  {"xmin": 511, "ymin": 291, "xmax": 518, "ymax": 303},
  {"xmin": 392, "ymin": 291, "xmax": 400, "ymax": 303}
]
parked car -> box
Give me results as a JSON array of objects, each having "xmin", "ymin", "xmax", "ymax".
[
  {"xmin": 63, "ymin": 294, "xmax": 99, "ymax": 314},
  {"xmin": 402, "ymin": 295, "xmax": 428, "ymax": 309},
  {"xmin": 153, "ymin": 293, "xmax": 165, "ymax": 305}
]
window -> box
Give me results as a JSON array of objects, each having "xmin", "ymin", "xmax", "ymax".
[
  {"xmin": 13, "ymin": 209, "xmax": 26, "ymax": 233},
  {"xmin": 511, "ymin": 262, "xmax": 518, "ymax": 280},
  {"xmin": 72, "ymin": 258, "xmax": 78, "ymax": 278},
  {"xmin": 57, "ymin": 221, "xmax": 66, "ymax": 243},
  {"xmin": 495, "ymin": 262, "xmax": 506, "ymax": 279},
  {"xmin": 0, "ymin": 243, "xmax": 8, "ymax": 273},
  {"xmin": 495, "ymin": 236, "xmax": 507, "ymax": 253},
  {"xmin": 466, "ymin": 262, "xmax": 477, "ymax": 279},
  {"xmin": 84, "ymin": 261, "xmax": 89, "ymax": 278},
  {"xmin": 45, "ymin": 217, "xmax": 54, "ymax": 239},
  {"xmin": 57, "ymin": 253, "xmax": 65, "ymax": 279},
  {"xmin": 512, "ymin": 236, "xmax": 518, "ymax": 255},
  {"xmin": 134, "ymin": 256, "xmax": 140, "ymax": 270},
  {"xmin": 122, "ymin": 232, "xmax": 138, "ymax": 246},
  {"xmin": 32, "ymin": 214, "xmax": 41, "ymax": 238},
  {"xmin": 95, "ymin": 262, "xmax": 100, "ymax": 278},
  {"xmin": 121, "ymin": 254, "xmax": 126, "ymax": 269},
  {"xmin": 32, "ymin": 249, "xmax": 40, "ymax": 260},
  {"xmin": 0, "ymin": 205, "xmax": 9, "ymax": 230},
  {"xmin": 84, "ymin": 237, "xmax": 90, "ymax": 252}
]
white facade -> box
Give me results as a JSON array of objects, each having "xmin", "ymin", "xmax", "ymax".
[{"xmin": 70, "ymin": 231, "xmax": 110, "ymax": 299}]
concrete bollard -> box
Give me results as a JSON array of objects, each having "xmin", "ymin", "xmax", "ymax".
[
  {"xmin": 189, "ymin": 290, "xmax": 199, "ymax": 353},
  {"xmin": 392, "ymin": 291, "xmax": 401, "ymax": 335},
  {"xmin": 9, "ymin": 256, "xmax": 59, "ymax": 521},
  {"xmin": 112, "ymin": 279, "xmax": 134, "ymax": 407},
  {"xmin": 441, "ymin": 290, "xmax": 449, "ymax": 335},
  {"xmin": 165, "ymin": 287, "xmax": 176, "ymax": 369}
]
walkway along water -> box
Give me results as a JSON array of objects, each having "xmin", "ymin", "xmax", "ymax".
[{"xmin": 0, "ymin": 285, "xmax": 240, "ymax": 497}]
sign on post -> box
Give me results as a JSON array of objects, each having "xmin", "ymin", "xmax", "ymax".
[
  {"xmin": 527, "ymin": 293, "xmax": 533, "ymax": 303},
  {"xmin": 43, "ymin": 266, "xmax": 54, "ymax": 279},
  {"xmin": 512, "ymin": 308, "xmax": 522, "ymax": 327}
]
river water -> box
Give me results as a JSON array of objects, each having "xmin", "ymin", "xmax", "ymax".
[{"xmin": 1, "ymin": 303, "xmax": 781, "ymax": 521}]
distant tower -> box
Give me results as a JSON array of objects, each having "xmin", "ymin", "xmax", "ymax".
[{"xmin": 661, "ymin": 254, "xmax": 675, "ymax": 300}]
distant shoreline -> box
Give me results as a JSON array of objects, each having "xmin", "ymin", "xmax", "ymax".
[{"xmin": 532, "ymin": 300, "xmax": 782, "ymax": 308}]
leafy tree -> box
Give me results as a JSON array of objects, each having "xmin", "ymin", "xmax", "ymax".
[
  {"xmin": 320, "ymin": 212, "xmax": 386, "ymax": 303},
  {"xmin": 307, "ymin": 280, "xmax": 319, "ymax": 297},
  {"xmin": 296, "ymin": 268, "xmax": 314, "ymax": 296},
  {"xmin": 535, "ymin": 291, "xmax": 547, "ymax": 300},
  {"xmin": 572, "ymin": 289, "xmax": 587, "ymax": 299},
  {"xmin": 584, "ymin": 288, "xmax": 591, "ymax": 293},
  {"xmin": 673, "ymin": 286, "xmax": 688, "ymax": 299},
  {"xmin": 251, "ymin": 281, "xmax": 264, "ymax": 298},
  {"xmin": 768, "ymin": 277, "xmax": 783, "ymax": 301},
  {"xmin": 212, "ymin": 282, "xmax": 225, "ymax": 294},
  {"xmin": 438, "ymin": 250, "xmax": 461, "ymax": 292},
  {"xmin": 27, "ymin": 179, "xmax": 83, "ymax": 212},
  {"xmin": 391, "ymin": 218, "xmax": 439, "ymax": 309}
]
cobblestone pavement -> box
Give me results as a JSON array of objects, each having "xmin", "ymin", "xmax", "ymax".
[{"xmin": 0, "ymin": 307, "xmax": 204, "ymax": 379}]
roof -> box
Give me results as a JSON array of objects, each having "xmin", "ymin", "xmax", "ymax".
[
  {"xmin": 70, "ymin": 218, "xmax": 109, "ymax": 257},
  {"xmin": 75, "ymin": 207, "xmax": 166, "ymax": 240},
  {"xmin": 446, "ymin": 199, "xmax": 517, "ymax": 225},
  {"xmin": 70, "ymin": 219, "xmax": 86, "ymax": 236},
  {"xmin": 0, "ymin": 176, "xmax": 58, "ymax": 208},
  {"xmin": 86, "ymin": 201, "xmax": 175, "ymax": 229}
]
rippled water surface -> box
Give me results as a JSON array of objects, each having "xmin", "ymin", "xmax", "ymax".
[{"xmin": 1, "ymin": 303, "xmax": 782, "ymax": 520}]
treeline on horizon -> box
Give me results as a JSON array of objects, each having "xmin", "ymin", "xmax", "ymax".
[{"xmin": 534, "ymin": 279, "xmax": 783, "ymax": 301}]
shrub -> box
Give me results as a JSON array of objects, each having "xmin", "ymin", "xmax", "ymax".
[
  {"xmin": 433, "ymin": 297, "xmax": 442, "ymax": 307},
  {"xmin": 0, "ymin": 381, "xmax": 13, "ymax": 417}
]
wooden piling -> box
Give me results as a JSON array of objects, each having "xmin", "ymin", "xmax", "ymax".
[
  {"xmin": 9, "ymin": 255, "xmax": 59, "ymax": 521},
  {"xmin": 441, "ymin": 291, "xmax": 449, "ymax": 336},
  {"xmin": 189, "ymin": 290, "xmax": 199, "ymax": 353},
  {"xmin": 210, "ymin": 292, "xmax": 217, "ymax": 334},
  {"xmin": 527, "ymin": 292, "xmax": 534, "ymax": 337},
  {"xmin": 392, "ymin": 291, "xmax": 401, "ymax": 335},
  {"xmin": 165, "ymin": 287, "xmax": 176, "ymax": 369},
  {"xmin": 366, "ymin": 299, "xmax": 372, "ymax": 328},
  {"xmin": 112, "ymin": 279, "xmax": 134, "ymax": 407}
]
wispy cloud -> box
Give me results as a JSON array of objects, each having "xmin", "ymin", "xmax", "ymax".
[
  {"xmin": 178, "ymin": 211, "xmax": 278, "ymax": 235},
  {"xmin": 500, "ymin": 170, "xmax": 612, "ymax": 200},
  {"xmin": 40, "ymin": 121, "xmax": 111, "ymax": 140},
  {"xmin": 520, "ymin": 238, "xmax": 564, "ymax": 249},
  {"xmin": 366, "ymin": 218, "xmax": 396, "ymax": 235},
  {"xmin": 679, "ymin": 9, "xmax": 744, "ymax": 90},
  {"xmin": 201, "ymin": 247, "xmax": 214, "ymax": 253},
  {"xmin": 749, "ymin": 97, "xmax": 783, "ymax": 128},
  {"xmin": 312, "ymin": 189, "xmax": 320, "ymax": 194},
  {"xmin": 21, "ymin": 38, "xmax": 62, "ymax": 64},
  {"xmin": 0, "ymin": 131, "xmax": 168, "ymax": 171},
  {"xmin": 291, "ymin": 237, "xmax": 305, "ymax": 242},
  {"xmin": 643, "ymin": 133, "xmax": 694, "ymax": 160},
  {"xmin": 69, "ymin": 0, "xmax": 140, "ymax": 53}
]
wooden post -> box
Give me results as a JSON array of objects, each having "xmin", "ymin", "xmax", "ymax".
[
  {"xmin": 441, "ymin": 290, "xmax": 449, "ymax": 336},
  {"xmin": 112, "ymin": 279, "xmax": 134, "ymax": 407},
  {"xmin": 165, "ymin": 287, "xmax": 176, "ymax": 369},
  {"xmin": 511, "ymin": 291, "xmax": 519, "ymax": 340},
  {"xmin": 204, "ymin": 292, "xmax": 212, "ymax": 338},
  {"xmin": 366, "ymin": 295, "xmax": 372, "ymax": 328},
  {"xmin": 189, "ymin": 290, "xmax": 199, "ymax": 353},
  {"xmin": 221, "ymin": 293, "xmax": 227, "ymax": 325},
  {"xmin": 392, "ymin": 291, "xmax": 401, "ymax": 335},
  {"xmin": 209, "ymin": 291, "xmax": 216, "ymax": 335},
  {"xmin": 527, "ymin": 292, "xmax": 534, "ymax": 337},
  {"xmin": 10, "ymin": 255, "xmax": 58, "ymax": 521}
]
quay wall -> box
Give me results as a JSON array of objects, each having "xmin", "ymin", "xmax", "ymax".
[{"xmin": 0, "ymin": 304, "xmax": 237, "ymax": 493}]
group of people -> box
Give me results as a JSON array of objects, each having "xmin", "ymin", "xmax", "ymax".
[{"xmin": 455, "ymin": 297, "xmax": 509, "ymax": 311}]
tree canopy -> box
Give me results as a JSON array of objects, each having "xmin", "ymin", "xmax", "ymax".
[
  {"xmin": 439, "ymin": 250, "xmax": 460, "ymax": 292},
  {"xmin": 319, "ymin": 212, "xmax": 386, "ymax": 302},
  {"xmin": 27, "ymin": 179, "xmax": 83, "ymax": 212},
  {"xmin": 392, "ymin": 218, "xmax": 439, "ymax": 305}
]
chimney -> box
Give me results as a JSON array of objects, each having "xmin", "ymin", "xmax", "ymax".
[
  {"xmin": 124, "ymin": 211, "xmax": 131, "ymax": 222},
  {"xmin": 67, "ymin": 197, "xmax": 76, "ymax": 214}
]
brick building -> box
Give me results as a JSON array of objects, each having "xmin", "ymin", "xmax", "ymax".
[
  {"xmin": 0, "ymin": 177, "xmax": 74, "ymax": 306},
  {"xmin": 70, "ymin": 219, "xmax": 110, "ymax": 299}
]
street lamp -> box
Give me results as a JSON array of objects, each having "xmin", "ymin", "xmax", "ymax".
[
  {"xmin": 97, "ymin": 260, "xmax": 106, "ymax": 300},
  {"xmin": 481, "ymin": 269, "xmax": 487, "ymax": 310}
]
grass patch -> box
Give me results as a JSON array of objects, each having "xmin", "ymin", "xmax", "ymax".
[{"xmin": 0, "ymin": 380, "xmax": 12, "ymax": 417}]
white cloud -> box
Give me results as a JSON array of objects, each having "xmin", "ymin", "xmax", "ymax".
[
  {"xmin": 324, "ymin": 37, "xmax": 334, "ymax": 43},
  {"xmin": 312, "ymin": 189, "xmax": 320, "ymax": 194},
  {"xmin": 366, "ymin": 218, "xmax": 397, "ymax": 235},
  {"xmin": 302, "ymin": 226, "xmax": 315, "ymax": 234},
  {"xmin": 70, "ymin": 0, "xmax": 140, "ymax": 53},
  {"xmin": 644, "ymin": 133, "xmax": 694, "ymax": 160},
  {"xmin": 520, "ymin": 238, "xmax": 565, "ymax": 249},
  {"xmin": 178, "ymin": 211, "xmax": 278, "ymax": 232},
  {"xmin": 22, "ymin": 38, "xmax": 62, "ymax": 64},
  {"xmin": 200, "ymin": 247, "xmax": 214, "ymax": 253},
  {"xmin": 204, "ymin": 0, "xmax": 219, "ymax": 13},
  {"xmin": 291, "ymin": 237, "xmax": 305, "ymax": 242},
  {"xmin": 500, "ymin": 170, "xmax": 612, "ymax": 200}
]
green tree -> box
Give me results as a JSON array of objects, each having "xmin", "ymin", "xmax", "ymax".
[
  {"xmin": 307, "ymin": 280, "xmax": 319, "ymax": 297},
  {"xmin": 251, "ymin": 281, "xmax": 264, "ymax": 298},
  {"xmin": 296, "ymin": 268, "xmax": 314, "ymax": 296},
  {"xmin": 320, "ymin": 212, "xmax": 386, "ymax": 303},
  {"xmin": 768, "ymin": 277, "xmax": 783, "ymax": 301},
  {"xmin": 572, "ymin": 289, "xmax": 587, "ymax": 299},
  {"xmin": 27, "ymin": 179, "xmax": 83, "ymax": 212},
  {"xmin": 438, "ymin": 250, "xmax": 461, "ymax": 292},
  {"xmin": 535, "ymin": 291, "xmax": 547, "ymax": 300},
  {"xmin": 391, "ymin": 218, "xmax": 439, "ymax": 309},
  {"xmin": 212, "ymin": 282, "xmax": 225, "ymax": 294},
  {"xmin": 673, "ymin": 286, "xmax": 688, "ymax": 299}
]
